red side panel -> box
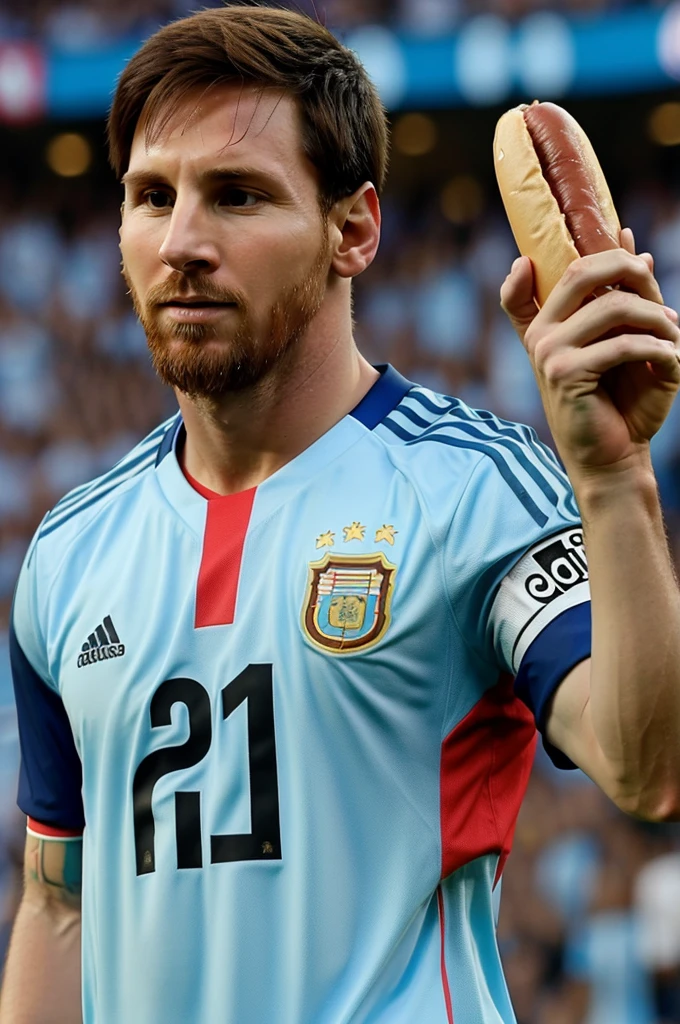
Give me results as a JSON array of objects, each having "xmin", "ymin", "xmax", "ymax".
[
  {"xmin": 437, "ymin": 886, "xmax": 455, "ymax": 1024},
  {"xmin": 195, "ymin": 488, "xmax": 256, "ymax": 628},
  {"xmin": 440, "ymin": 674, "xmax": 536, "ymax": 885}
]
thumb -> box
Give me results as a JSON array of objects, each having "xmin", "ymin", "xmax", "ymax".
[{"xmin": 500, "ymin": 256, "xmax": 538, "ymax": 344}]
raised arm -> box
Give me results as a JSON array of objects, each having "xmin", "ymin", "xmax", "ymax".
[
  {"xmin": 501, "ymin": 236, "xmax": 680, "ymax": 820},
  {"xmin": 0, "ymin": 832, "xmax": 82, "ymax": 1023}
]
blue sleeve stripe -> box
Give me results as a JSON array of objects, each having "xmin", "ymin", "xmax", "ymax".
[
  {"xmin": 393, "ymin": 404, "xmax": 435, "ymax": 430},
  {"xmin": 46, "ymin": 417, "xmax": 172, "ymax": 516},
  {"xmin": 385, "ymin": 417, "xmax": 561, "ymax": 528},
  {"xmin": 407, "ymin": 389, "xmax": 573, "ymax": 480},
  {"xmin": 40, "ymin": 417, "xmax": 178, "ymax": 535},
  {"xmin": 405, "ymin": 389, "xmax": 453, "ymax": 416},
  {"xmin": 382, "ymin": 419, "xmax": 550, "ymax": 526},
  {"xmin": 40, "ymin": 452, "xmax": 157, "ymax": 540},
  {"xmin": 47, "ymin": 443, "xmax": 157, "ymax": 515},
  {"xmin": 408, "ymin": 387, "xmax": 525, "ymax": 432},
  {"xmin": 514, "ymin": 602, "xmax": 592, "ymax": 770},
  {"xmin": 397, "ymin": 417, "xmax": 567, "ymax": 509},
  {"xmin": 408, "ymin": 389, "xmax": 537, "ymax": 441},
  {"xmin": 404, "ymin": 390, "xmax": 578, "ymax": 516},
  {"xmin": 10, "ymin": 625, "xmax": 85, "ymax": 830},
  {"xmin": 397, "ymin": 390, "xmax": 561, "ymax": 473}
]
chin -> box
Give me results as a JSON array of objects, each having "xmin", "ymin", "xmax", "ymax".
[{"xmin": 150, "ymin": 343, "xmax": 277, "ymax": 397}]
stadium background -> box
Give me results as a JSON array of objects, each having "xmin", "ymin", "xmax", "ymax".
[{"xmin": 1, "ymin": 0, "xmax": 680, "ymax": 1020}]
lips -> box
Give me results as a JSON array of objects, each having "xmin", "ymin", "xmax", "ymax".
[
  {"xmin": 157, "ymin": 300, "xmax": 237, "ymax": 324},
  {"xmin": 160, "ymin": 300, "xmax": 234, "ymax": 307}
]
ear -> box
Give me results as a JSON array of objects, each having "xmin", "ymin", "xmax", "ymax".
[{"xmin": 328, "ymin": 183, "xmax": 381, "ymax": 279}]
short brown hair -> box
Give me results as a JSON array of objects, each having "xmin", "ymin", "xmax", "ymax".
[{"xmin": 107, "ymin": 5, "xmax": 389, "ymax": 211}]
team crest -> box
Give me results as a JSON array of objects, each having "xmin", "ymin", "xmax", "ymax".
[{"xmin": 302, "ymin": 552, "xmax": 397, "ymax": 653}]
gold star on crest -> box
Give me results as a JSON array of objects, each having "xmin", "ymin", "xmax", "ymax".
[
  {"xmin": 375, "ymin": 524, "xmax": 397, "ymax": 546},
  {"xmin": 316, "ymin": 530, "xmax": 335, "ymax": 549},
  {"xmin": 343, "ymin": 521, "xmax": 366, "ymax": 543}
]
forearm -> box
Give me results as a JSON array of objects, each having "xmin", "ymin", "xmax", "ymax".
[
  {"xmin": 576, "ymin": 455, "xmax": 680, "ymax": 817},
  {"xmin": 0, "ymin": 894, "xmax": 82, "ymax": 1022},
  {"xmin": 0, "ymin": 834, "xmax": 83, "ymax": 1023}
]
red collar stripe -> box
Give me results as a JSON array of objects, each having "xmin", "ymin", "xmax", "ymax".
[{"xmin": 195, "ymin": 488, "xmax": 256, "ymax": 628}]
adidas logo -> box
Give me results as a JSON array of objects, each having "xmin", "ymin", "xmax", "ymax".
[{"xmin": 77, "ymin": 616, "xmax": 125, "ymax": 668}]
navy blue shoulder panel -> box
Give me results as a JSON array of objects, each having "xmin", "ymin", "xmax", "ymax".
[
  {"xmin": 155, "ymin": 416, "xmax": 182, "ymax": 466},
  {"xmin": 10, "ymin": 624, "xmax": 84, "ymax": 830},
  {"xmin": 156, "ymin": 373, "xmax": 408, "ymax": 447},
  {"xmin": 350, "ymin": 364, "xmax": 413, "ymax": 430},
  {"xmin": 514, "ymin": 601, "xmax": 592, "ymax": 770}
]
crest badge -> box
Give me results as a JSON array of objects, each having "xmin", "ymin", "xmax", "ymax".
[{"xmin": 302, "ymin": 552, "xmax": 397, "ymax": 654}]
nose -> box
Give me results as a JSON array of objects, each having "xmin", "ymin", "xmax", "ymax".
[{"xmin": 157, "ymin": 199, "xmax": 220, "ymax": 274}]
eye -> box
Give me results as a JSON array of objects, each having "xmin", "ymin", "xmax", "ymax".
[
  {"xmin": 144, "ymin": 191, "xmax": 173, "ymax": 210},
  {"xmin": 221, "ymin": 189, "xmax": 259, "ymax": 208}
]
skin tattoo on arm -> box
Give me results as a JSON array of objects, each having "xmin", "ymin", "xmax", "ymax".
[{"xmin": 26, "ymin": 836, "xmax": 83, "ymax": 911}]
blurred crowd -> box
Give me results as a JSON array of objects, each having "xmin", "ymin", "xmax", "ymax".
[
  {"xmin": 500, "ymin": 757, "xmax": 680, "ymax": 1024},
  {"xmin": 1, "ymin": 94, "xmax": 680, "ymax": 1024},
  {"xmin": 0, "ymin": 0, "xmax": 675, "ymax": 49}
]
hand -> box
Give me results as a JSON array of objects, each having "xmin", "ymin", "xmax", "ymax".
[{"xmin": 500, "ymin": 229, "xmax": 680, "ymax": 480}]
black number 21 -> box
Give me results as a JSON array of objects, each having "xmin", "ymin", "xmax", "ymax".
[{"xmin": 132, "ymin": 664, "xmax": 281, "ymax": 875}]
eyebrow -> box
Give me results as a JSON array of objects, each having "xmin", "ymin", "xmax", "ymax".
[{"xmin": 121, "ymin": 167, "xmax": 282, "ymax": 190}]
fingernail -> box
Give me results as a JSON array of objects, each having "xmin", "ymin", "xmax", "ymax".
[
  {"xmin": 512, "ymin": 257, "xmax": 523, "ymax": 271},
  {"xmin": 663, "ymin": 306, "xmax": 679, "ymax": 323}
]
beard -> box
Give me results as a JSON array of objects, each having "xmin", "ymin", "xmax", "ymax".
[{"xmin": 122, "ymin": 237, "xmax": 331, "ymax": 399}]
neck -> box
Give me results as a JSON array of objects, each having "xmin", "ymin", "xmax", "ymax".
[{"xmin": 175, "ymin": 301, "xmax": 378, "ymax": 496}]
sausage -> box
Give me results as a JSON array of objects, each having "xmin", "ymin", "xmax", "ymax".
[{"xmin": 494, "ymin": 100, "xmax": 621, "ymax": 307}]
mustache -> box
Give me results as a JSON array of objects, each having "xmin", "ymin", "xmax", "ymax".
[{"xmin": 145, "ymin": 275, "xmax": 246, "ymax": 308}]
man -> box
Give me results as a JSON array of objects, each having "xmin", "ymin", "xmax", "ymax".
[{"xmin": 2, "ymin": 6, "xmax": 680, "ymax": 1023}]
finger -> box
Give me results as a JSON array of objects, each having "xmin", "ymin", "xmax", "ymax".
[
  {"xmin": 533, "ymin": 291, "xmax": 680, "ymax": 354},
  {"xmin": 546, "ymin": 334, "xmax": 680, "ymax": 385},
  {"xmin": 499, "ymin": 256, "xmax": 538, "ymax": 340},
  {"xmin": 620, "ymin": 227, "xmax": 635, "ymax": 255},
  {"xmin": 618, "ymin": 226, "xmax": 655, "ymax": 273},
  {"xmin": 544, "ymin": 250, "xmax": 664, "ymax": 322},
  {"xmin": 639, "ymin": 252, "xmax": 654, "ymax": 274},
  {"xmin": 500, "ymin": 256, "xmax": 536, "ymax": 316}
]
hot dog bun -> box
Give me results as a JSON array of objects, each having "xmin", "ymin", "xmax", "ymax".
[{"xmin": 494, "ymin": 101, "xmax": 620, "ymax": 308}]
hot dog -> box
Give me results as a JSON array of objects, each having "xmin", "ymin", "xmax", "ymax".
[{"xmin": 493, "ymin": 101, "xmax": 621, "ymax": 308}]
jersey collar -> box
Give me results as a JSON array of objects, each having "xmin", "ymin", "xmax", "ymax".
[
  {"xmin": 156, "ymin": 363, "xmax": 414, "ymax": 470},
  {"xmin": 153, "ymin": 364, "xmax": 415, "ymax": 533},
  {"xmin": 349, "ymin": 364, "xmax": 413, "ymax": 429}
]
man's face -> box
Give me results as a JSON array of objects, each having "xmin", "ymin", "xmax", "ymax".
[{"xmin": 119, "ymin": 83, "xmax": 332, "ymax": 397}]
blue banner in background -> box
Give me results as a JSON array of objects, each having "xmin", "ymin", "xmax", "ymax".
[
  {"xmin": 345, "ymin": 6, "xmax": 680, "ymax": 110},
  {"xmin": 1, "ymin": 4, "xmax": 679, "ymax": 121},
  {"xmin": 47, "ymin": 42, "xmax": 139, "ymax": 118}
]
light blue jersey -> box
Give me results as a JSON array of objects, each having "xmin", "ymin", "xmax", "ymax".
[{"xmin": 11, "ymin": 366, "xmax": 591, "ymax": 1023}]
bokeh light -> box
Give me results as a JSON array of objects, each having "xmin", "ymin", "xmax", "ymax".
[
  {"xmin": 648, "ymin": 101, "xmax": 680, "ymax": 146},
  {"xmin": 45, "ymin": 132, "xmax": 92, "ymax": 177},
  {"xmin": 392, "ymin": 113, "xmax": 437, "ymax": 157},
  {"xmin": 440, "ymin": 175, "xmax": 484, "ymax": 224}
]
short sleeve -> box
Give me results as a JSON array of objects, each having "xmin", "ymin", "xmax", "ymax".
[
  {"xmin": 446, "ymin": 435, "xmax": 590, "ymax": 764},
  {"xmin": 10, "ymin": 533, "xmax": 84, "ymax": 831}
]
